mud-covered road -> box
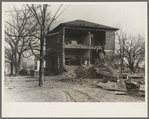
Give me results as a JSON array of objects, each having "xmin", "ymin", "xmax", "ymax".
[{"xmin": 3, "ymin": 76, "xmax": 145, "ymax": 102}]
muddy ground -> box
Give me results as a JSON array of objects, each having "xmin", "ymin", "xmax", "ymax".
[{"xmin": 3, "ymin": 76, "xmax": 145, "ymax": 102}]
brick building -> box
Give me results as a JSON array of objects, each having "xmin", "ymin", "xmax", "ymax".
[{"xmin": 46, "ymin": 20, "xmax": 118, "ymax": 75}]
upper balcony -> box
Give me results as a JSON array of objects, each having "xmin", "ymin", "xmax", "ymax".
[{"xmin": 64, "ymin": 28, "xmax": 105, "ymax": 50}]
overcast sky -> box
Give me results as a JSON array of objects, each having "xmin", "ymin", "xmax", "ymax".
[
  {"xmin": 3, "ymin": 2, "xmax": 147, "ymax": 35},
  {"xmin": 49, "ymin": 2, "xmax": 147, "ymax": 35}
]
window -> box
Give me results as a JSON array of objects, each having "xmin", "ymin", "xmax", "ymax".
[
  {"xmin": 34, "ymin": 66, "xmax": 37, "ymax": 70},
  {"xmin": 65, "ymin": 58, "xmax": 70, "ymax": 65}
]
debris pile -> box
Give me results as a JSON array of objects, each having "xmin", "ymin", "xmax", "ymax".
[
  {"xmin": 74, "ymin": 65, "xmax": 100, "ymax": 78},
  {"xmin": 58, "ymin": 66, "xmax": 78, "ymax": 78},
  {"xmin": 93, "ymin": 64, "xmax": 118, "ymax": 82},
  {"xmin": 96, "ymin": 79, "xmax": 127, "ymax": 92},
  {"xmin": 96, "ymin": 75, "xmax": 144, "ymax": 96},
  {"xmin": 125, "ymin": 80, "xmax": 140, "ymax": 95},
  {"xmin": 61, "ymin": 63, "xmax": 118, "ymax": 80},
  {"xmin": 65, "ymin": 66, "xmax": 78, "ymax": 78}
]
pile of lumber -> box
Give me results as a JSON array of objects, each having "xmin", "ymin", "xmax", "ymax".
[
  {"xmin": 96, "ymin": 79, "xmax": 127, "ymax": 92},
  {"xmin": 96, "ymin": 77, "xmax": 142, "ymax": 95},
  {"xmin": 125, "ymin": 81, "xmax": 140, "ymax": 95}
]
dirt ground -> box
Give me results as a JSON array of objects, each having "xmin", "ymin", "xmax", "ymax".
[{"xmin": 3, "ymin": 76, "xmax": 145, "ymax": 102}]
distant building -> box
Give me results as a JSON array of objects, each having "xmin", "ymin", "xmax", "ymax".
[{"xmin": 45, "ymin": 20, "xmax": 119, "ymax": 75}]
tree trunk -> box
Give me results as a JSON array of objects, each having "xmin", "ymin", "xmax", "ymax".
[
  {"xmin": 15, "ymin": 59, "xmax": 21, "ymax": 76},
  {"xmin": 10, "ymin": 63, "xmax": 13, "ymax": 75},
  {"xmin": 14, "ymin": 63, "xmax": 17, "ymax": 76},
  {"xmin": 128, "ymin": 62, "xmax": 135, "ymax": 73},
  {"xmin": 120, "ymin": 57, "xmax": 123, "ymax": 74},
  {"xmin": 129, "ymin": 66, "xmax": 135, "ymax": 73},
  {"xmin": 39, "ymin": 39, "xmax": 44, "ymax": 86},
  {"xmin": 39, "ymin": 58, "xmax": 44, "ymax": 87},
  {"xmin": 15, "ymin": 63, "xmax": 20, "ymax": 76},
  {"xmin": 38, "ymin": 5, "xmax": 46, "ymax": 87},
  {"xmin": 38, "ymin": 29, "xmax": 45, "ymax": 87}
]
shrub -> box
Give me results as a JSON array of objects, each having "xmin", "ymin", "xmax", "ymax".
[
  {"xmin": 30, "ymin": 70, "xmax": 35, "ymax": 76},
  {"xmin": 19, "ymin": 69, "xmax": 29, "ymax": 76}
]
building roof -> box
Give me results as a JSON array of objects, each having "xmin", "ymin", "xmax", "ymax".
[
  {"xmin": 61, "ymin": 20, "xmax": 119, "ymax": 30},
  {"xmin": 48, "ymin": 20, "xmax": 119, "ymax": 34}
]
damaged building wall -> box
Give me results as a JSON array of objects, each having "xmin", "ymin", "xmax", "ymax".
[
  {"xmin": 92, "ymin": 31, "xmax": 105, "ymax": 46},
  {"xmin": 46, "ymin": 29, "xmax": 116, "ymax": 75},
  {"xmin": 65, "ymin": 29, "xmax": 89, "ymax": 47},
  {"xmin": 82, "ymin": 33, "xmax": 90, "ymax": 45},
  {"xmin": 64, "ymin": 28, "xmax": 107, "ymax": 48},
  {"xmin": 46, "ymin": 20, "xmax": 118, "ymax": 76},
  {"xmin": 65, "ymin": 49, "xmax": 83, "ymax": 66},
  {"xmin": 105, "ymin": 31, "xmax": 115, "ymax": 50},
  {"xmin": 46, "ymin": 29, "xmax": 64, "ymax": 75},
  {"xmin": 81, "ymin": 49, "xmax": 90, "ymax": 65},
  {"xmin": 82, "ymin": 50, "xmax": 90, "ymax": 58},
  {"xmin": 65, "ymin": 49, "xmax": 94, "ymax": 66}
]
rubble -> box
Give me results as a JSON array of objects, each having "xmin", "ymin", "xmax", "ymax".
[
  {"xmin": 92, "ymin": 56, "xmax": 143, "ymax": 95},
  {"xmin": 93, "ymin": 64, "xmax": 118, "ymax": 82},
  {"xmin": 125, "ymin": 79, "xmax": 140, "ymax": 95},
  {"xmin": 58, "ymin": 66, "xmax": 77, "ymax": 79},
  {"xmin": 60, "ymin": 63, "xmax": 117, "ymax": 82},
  {"xmin": 96, "ymin": 75, "xmax": 144, "ymax": 96},
  {"xmin": 96, "ymin": 79, "xmax": 127, "ymax": 92},
  {"xmin": 74, "ymin": 65, "xmax": 99, "ymax": 78},
  {"xmin": 59, "ymin": 56, "xmax": 144, "ymax": 96}
]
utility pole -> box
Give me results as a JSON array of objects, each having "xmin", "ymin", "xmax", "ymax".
[
  {"xmin": 120, "ymin": 38, "xmax": 124, "ymax": 75},
  {"xmin": 88, "ymin": 32, "xmax": 91, "ymax": 65}
]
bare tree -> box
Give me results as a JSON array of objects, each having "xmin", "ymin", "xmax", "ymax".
[
  {"xmin": 5, "ymin": 5, "xmax": 39, "ymax": 75},
  {"xmin": 115, "ymin": 25, "xmax": 145, "ymax": 73},
  {"xmin": 27, "ymin": 4, "xmax": 69, "ymax": 87},
  {"xmin": 123, "ymin": 34, "xmax": 145, "ymax": 72}
]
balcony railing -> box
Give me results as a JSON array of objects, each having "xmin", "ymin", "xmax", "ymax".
[{"xmin": 64, "ymin": 43, "xmax": 102, "ymax": 49}]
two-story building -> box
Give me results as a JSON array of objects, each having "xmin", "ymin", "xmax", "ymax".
[{"xmin": 45, "ymin": 20, "xmax": 118, "ymax": 75}]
